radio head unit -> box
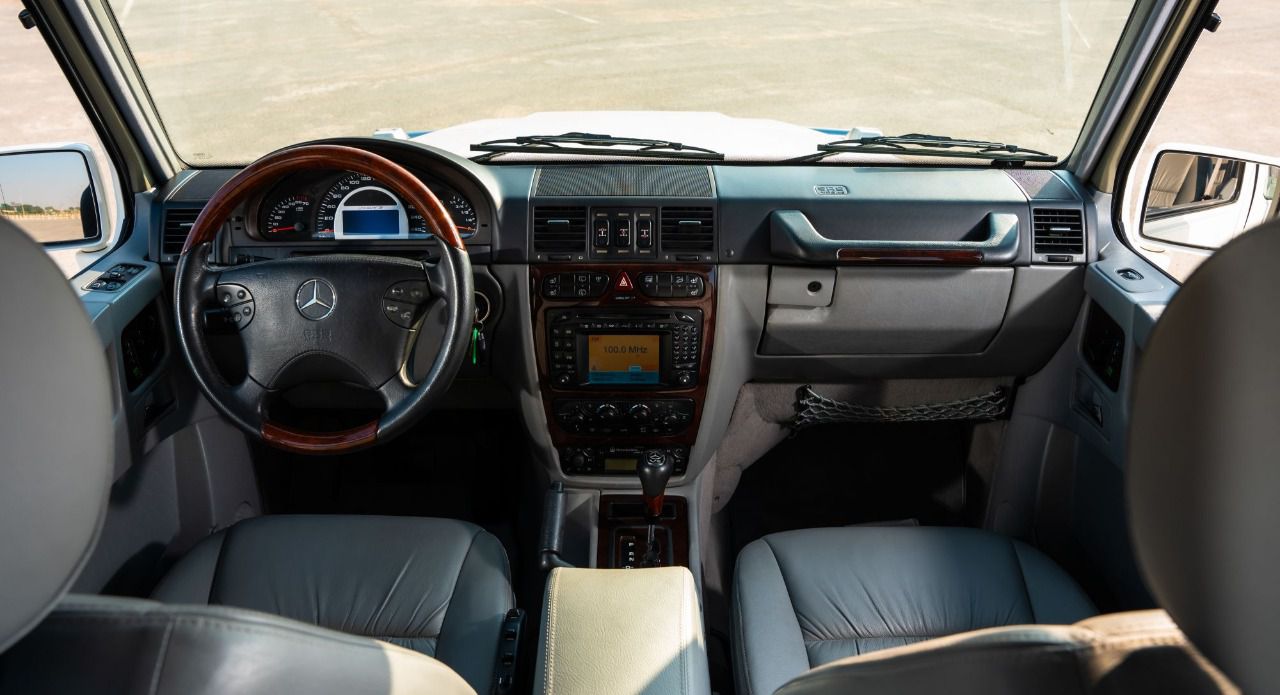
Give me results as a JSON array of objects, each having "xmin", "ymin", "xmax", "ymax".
[{"xmin": 547, "ymin": 308, "xmax": 702, "ymax": 390}]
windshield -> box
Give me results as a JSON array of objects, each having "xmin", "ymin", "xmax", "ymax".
[{"xmin": 105, "ymin": 0, "xmax": 1136, "ymax": 165}]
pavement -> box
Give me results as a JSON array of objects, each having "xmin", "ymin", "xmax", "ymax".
[
  {"xmin": 1, "ymin": 0, "xmax": 1277, "ymax": 182},
  {"xmin": 4, "ymin": 215, "xmax": 84, "ymax": 244}
]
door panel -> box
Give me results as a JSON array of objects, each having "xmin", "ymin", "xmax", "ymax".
[
  {"xmin": 68, "ymin": 195, "xmax": 260, "ymax": 595},
  {"xmin": 987, "ymin": 191, "xmax": 1174, "ymax": 610}
]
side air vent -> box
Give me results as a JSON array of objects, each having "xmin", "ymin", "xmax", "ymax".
[
  {"xmin": 659, "ymin": 207, "xmax": 715, "ymax": 256},
  {"xmin": 532, "ymin": 206, "xmax": 588, "ymax": 254},
  {"xmin": 161, "ymin": 207, "xmax": 202, "ymax": 260},
  {"xmin": 1032, "ymin": 208, "xmax": 1084, "ymax": 261}
]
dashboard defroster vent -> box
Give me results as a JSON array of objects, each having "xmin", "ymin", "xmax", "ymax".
[
  {"xmin": 161, "ymin": 207, "xmax": 202, "ymax": 260},
  {"xmin": 659, "ymin": 207, "xmax": 715, "ymax": 256},
  {"xmin": 532, "ymin": 206, "xmax": 588, "ymax": 254},
  {"xmin": 535, "ymin": 166, "xmax": 714, "ymax": 197},
  {"xmin": 1032, "ymin": 208, "xmax": 1084, "ymax": 261}
]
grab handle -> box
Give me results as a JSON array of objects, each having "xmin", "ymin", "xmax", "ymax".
[{"xmin": 770, "ymin": 209, "xmax": 1020, "ymax": 265}]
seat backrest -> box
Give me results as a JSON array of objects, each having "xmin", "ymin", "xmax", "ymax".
[
  {"xmin": 1127, "ymin": 218, "xmax": 1280, "ymax": 692},
  {"xmin": 0, "ymin": 596, "xmax": 476, "ymax": 695},
  {"xmin": 773, "ymin": 611, "xmax": 1234, "ymax": 695},
  {"xmin": 0, "ymin": 218, "xmax": 113, "ymax": 652}
]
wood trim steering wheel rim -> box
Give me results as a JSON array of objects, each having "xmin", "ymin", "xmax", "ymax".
[{"xmin": 178, "ymin": 143, "xmax": 467, "ymax": 454}]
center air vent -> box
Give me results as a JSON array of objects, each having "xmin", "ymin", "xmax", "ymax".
[
  {"xmin": 532, "ymin": 206, "xmax": 587, "ymax": 254},
  {"xmin": 161, "ymin": 207, "xmax": 202, "ymax": 260},
  {"xmin": 1032, "ymin": 208, "xmax": 1084, "ymax": 261},
  {"xmin": 659, "ymin": 207, "xmax": 715, "ymax": 257}
]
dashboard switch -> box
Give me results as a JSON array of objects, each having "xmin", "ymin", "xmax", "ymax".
[
  {"xmin": 613, "ymin": 217, "xmax": 632, "ymax": 248},
  {"xmin": 593, "ymin": 218, "xmax": 611, "ymax": 248},
  {"xmin": 636, "ymin": 218, "xmax": 654, "ymax": 249}
]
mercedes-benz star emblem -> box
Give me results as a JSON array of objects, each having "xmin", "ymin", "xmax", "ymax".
[{"xmin": 295, "ymin": 278, "xmax": 336, "ymax": 320}]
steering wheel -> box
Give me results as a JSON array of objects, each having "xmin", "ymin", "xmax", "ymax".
[{"xmin": 174, "ymin": 144, "xmax": 474, "ymax": 454}]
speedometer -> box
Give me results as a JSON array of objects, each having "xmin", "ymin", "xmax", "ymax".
[
  {"xmin": 315, "ymin": 172, "xmax": 421, "ymax": 240},
  {"xmin": 442, "ymin": 192, "xmax": 477, "ymax": 236},
  {"xmin": 315, "ymin": 171, "xmax": 476, "ymax": 241}
]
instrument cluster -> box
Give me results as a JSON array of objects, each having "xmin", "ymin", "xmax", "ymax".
[{"xmin": 255, "ymin": 170, "xmax": 478, "ymax": 243}]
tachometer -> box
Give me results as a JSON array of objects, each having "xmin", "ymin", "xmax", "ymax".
[{"xmin": 262, "ymin": 194, "xmax": 312, "ymax": 240}]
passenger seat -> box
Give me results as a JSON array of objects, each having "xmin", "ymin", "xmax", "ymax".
[{"xmin": 732, "ymin": 526, "xmax": 1095, "ymax": 695}]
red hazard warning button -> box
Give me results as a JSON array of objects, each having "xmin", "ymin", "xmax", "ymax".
[{"xmin": 616, "ymin": 272, "xmax": 634, "ymax": 291}]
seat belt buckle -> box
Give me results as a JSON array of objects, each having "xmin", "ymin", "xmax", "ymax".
[{"xmin": 492, "ymin": 608, "xmax": 525, "ymax": 694}]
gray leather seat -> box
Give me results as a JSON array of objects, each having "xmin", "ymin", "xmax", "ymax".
[
  {"xmin": 733, "ymin": 526, "xmax": 1097, "ymax": 695},
  {"xmin": 152, "ymin": 514, "xmax": 515, "ymax": 691},
  {"xmin": 732, "ymin": 220, "xmax": 1280, "ymax": 694},
  {"xmin": 0, "ymin": 216, "xmax": 503, "ymax": 695}
]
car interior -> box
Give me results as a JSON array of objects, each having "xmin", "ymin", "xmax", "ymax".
[{"xmin": 1, "ymin": 0, "xmax": 1278, "ymax": 694}]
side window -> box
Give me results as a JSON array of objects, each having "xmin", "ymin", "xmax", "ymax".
[
  {"xmin": 1123, "ymin": 4, "xmax": 1280, "ymax": 283},
  {"xmin": 0, "ymin": 8, "xmax": 117, "ymax": 247}
]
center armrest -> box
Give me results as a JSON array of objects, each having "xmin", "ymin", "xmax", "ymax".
[{"xmin": 535, "ymin": 567, "xmax": 711, "ymax": 695}]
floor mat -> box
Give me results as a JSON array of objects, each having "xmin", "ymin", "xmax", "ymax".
[{"xmin": 726, "ymin": 421, "xmax": 974, "ymax": 560}]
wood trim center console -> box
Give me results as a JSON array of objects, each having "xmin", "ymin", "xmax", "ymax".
[{"xmin": 531, "ymin": 264, "xmax": 716, "ymax": 477}]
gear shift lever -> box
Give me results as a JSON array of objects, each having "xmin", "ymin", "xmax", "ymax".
[
  {"xmin": 638, "ymin": 449, "xmax": 673, "ymax": 520},
  {"xmin": 638, "ymin": 449, "xmax": 674, "ymax": 567}
]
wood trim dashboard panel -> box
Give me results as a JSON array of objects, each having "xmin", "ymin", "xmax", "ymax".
[{"xmin": 531, "ymin": 263, "xmax": 716, "ymax": 448}]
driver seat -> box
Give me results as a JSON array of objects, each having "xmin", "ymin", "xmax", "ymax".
[
  {"xmin": 0, "ymin": 219, "xmax": 511, "ymax": 694},
  {"xmin": 150, "ymin": 514, "xmax": 515, "ymax": 690}
]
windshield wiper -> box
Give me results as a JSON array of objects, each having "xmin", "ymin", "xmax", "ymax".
[
  {"xmin": 787, "ymin": 133, "xmax": 1057, "ymax": 166},
  {"xmin": 469, "ymin": 132, "xmax": 724, "ymax": 162}
]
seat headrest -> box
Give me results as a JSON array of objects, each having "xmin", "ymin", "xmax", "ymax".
[
  {"xmin": 0, "ymin": 217, "xmax": 113, "ymax": 651},
  {"xmin": 1128, "ymin": 218, "xmax": 1280, "ymax": 693}
]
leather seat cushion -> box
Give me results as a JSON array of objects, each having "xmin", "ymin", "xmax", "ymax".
[
  {"xmin": 733, "ymin": 526, "xmax": 1096, "ymax": 695},
  {"xmin": 152, "ymin": 515, "xmax": 513, "ymax": 694}
]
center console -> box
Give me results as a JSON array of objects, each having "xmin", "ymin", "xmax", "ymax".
[
  {"xmin": 532, "ymin": 263, "xmax": 715, "ymax": 480},
  {"xmin": 534, "ymin": 566, "xmax": 712, "ymax": 695}
]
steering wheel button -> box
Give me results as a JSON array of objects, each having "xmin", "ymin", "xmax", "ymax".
[
  {"xmin": 383, "ymin": 299, "xmax": 416, "ymax": 328},
  {"xmin": 386, "ymin": 280, "xmax": 429, "ymax": 305}
]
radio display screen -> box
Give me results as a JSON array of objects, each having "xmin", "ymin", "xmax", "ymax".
[{"xmin": 587, "ymin": 334, "xmax": 660, "ymax": 385}]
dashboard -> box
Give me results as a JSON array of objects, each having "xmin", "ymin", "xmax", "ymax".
[
  {"xmin": 153, "ymin": 138, "xmax": 1093, "ymax": 484},
  {"xmin": 251, "ymin": 169, "xmax": 479, "ymax": 243}
]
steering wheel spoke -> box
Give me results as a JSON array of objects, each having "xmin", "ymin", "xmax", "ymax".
[
  {"xmin": 377, "ymin": 377, "xmax": 414, "ymax": 412},
  {"xmin": 229, "ymin": 377, "xmax": 269, "ymax": 418}
]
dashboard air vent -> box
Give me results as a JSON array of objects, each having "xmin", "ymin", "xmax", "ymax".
[
  {"xmin": 659, "ymin": 207, "xmax": 715, "ymax": 254},
  {"xmin": 1032, "ymin": 208, "xmax": 1084, "ymax": 257},
  {"xmin": 532, "ymin": 206, "xmax": 587, "ymax": 253},
  {"xmin": 161, "ymin": 207, "xmax": 202, "ymax": 259}
]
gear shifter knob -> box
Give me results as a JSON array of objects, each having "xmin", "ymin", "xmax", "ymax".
[{"xmin": 638, "ymin": 449, "xmax": 673, "ymax": 519}]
